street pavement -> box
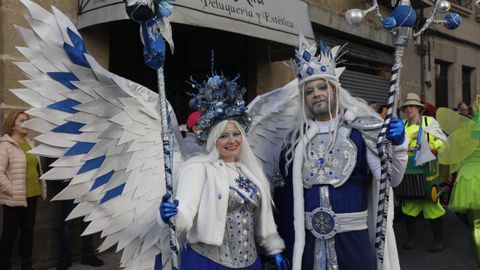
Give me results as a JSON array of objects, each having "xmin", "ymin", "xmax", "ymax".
[
  {"xmin": 42, "ymin": 210, "xmax": 477, "ymax": 270},
  {"xmin": 47, "ymin": 252, "xmax": 121, "ymax": 270},
  {"xmin": 395, "ymin": 210, "xmax": 478, "ymax": 270}
]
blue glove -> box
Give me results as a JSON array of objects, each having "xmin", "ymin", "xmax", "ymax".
[
  {"xmin": 160, "ymin": 193, "xmax": 178, "ymax": 223},
  {"xmin": 386, "ymin": 117, "xmax": 405, "ymax": 146},
  {"xmin": 272, "ymin": 253, "xmax": 288, "ymax": 270}
]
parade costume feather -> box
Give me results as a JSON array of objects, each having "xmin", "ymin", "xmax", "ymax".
[
  {"xmin": 10, "ymin": 1, "xmax": 185, "ymax": 269},
  {"xmin": 246, "ymin": 79, "xmax": 300, "ymax": 190}
]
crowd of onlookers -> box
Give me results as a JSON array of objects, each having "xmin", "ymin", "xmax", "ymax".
[{"xmin": 368, "ymin": 99, "xmax": 474, "ymax": 120}]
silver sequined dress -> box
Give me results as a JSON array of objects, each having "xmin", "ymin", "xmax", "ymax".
[{"xmin": 191, "ymin": 163, "xmax": 261, "ymax": 268}]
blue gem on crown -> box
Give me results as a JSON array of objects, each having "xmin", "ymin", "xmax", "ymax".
[{"xmin": 293, "ymin": 34, "xmax": 345, "ymax": 85}]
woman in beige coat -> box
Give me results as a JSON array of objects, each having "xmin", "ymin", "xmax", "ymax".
[{"xmin": 0, "ymin": 111, "xmax": 46, "ymax": 270}]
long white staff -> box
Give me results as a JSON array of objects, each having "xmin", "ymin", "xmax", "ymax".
[
  {"xmin": 345, "ymin": 1, "xmax": 461, "ymax": 268},
  {"xmin": 126, "ymin": 1, "xmax": 179, "ymax": 269}
]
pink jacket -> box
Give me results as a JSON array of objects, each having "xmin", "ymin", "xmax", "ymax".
[{"xmin": 0, "ymin": 134, "xmax": 46, "ymax": 207}]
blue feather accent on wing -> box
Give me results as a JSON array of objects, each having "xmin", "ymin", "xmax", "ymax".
[
  {"xmin": 47, "ymin": 98, "xmax": 80, "ymax": 114},
  {"xmin": 64, "ymin": 142, "xmax": 96, "ymax": 156},
  {"xmin": 77, "ymin": 155, "xmax": 106, "ymax": 174},
  {"xmin": 91, "ymin": 170, "xmax": 114, "ymax": 191},
  {"xmin": 47, "ymin": 72, "xmax": 79, "ymax": 90},
  {"xmin": 63, "ymin": 28, "xmax": 90, "ymax": 68},
  {"xmin": 154, "ymin": 253, "xmax": 163, "ymax": 270},
  {"xmin": 100, "ymin": 183, "xmax": 126, "ymax": 204},
  {"xmin": 52, "ymin": 121, "xmax": 85, "ymax": 134}
]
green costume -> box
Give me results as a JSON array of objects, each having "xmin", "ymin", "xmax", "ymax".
[{"xmin": 437, "ymin": 97, "xmax": 480, "ymax": 265}]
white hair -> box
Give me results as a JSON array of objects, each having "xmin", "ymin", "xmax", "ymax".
[
  {"xmin": 284, "ymin": 78, "xmax": 381, "ymax": 170},
  {"xmin": 181, "ymin": 119, "xmax": 272, "ymax": 200}
]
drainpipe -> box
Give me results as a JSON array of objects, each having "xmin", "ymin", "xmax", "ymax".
[{"xmin": 420, "ymin": 8, "xmax": 426, "ymax": 101}]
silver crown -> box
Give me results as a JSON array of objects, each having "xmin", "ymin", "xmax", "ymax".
[{"xmin": 293, "ymin": 33, "xmax": 346, "ymax": 85}]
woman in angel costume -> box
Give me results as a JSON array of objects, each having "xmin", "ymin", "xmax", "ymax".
[
  {"xmin": 10, "ymin": 1, "xmax": 188, "ymax": 269},
  {"xmin": 10, "ymin": 0, "xmax": 288, "ymax": 269},
  {"xmin": 436, "ymin": 97, "xmax": 480, "ymax": 268},
  {"xmin": 8, "ymin": 1, "xmax": 405, "ymax": 270},
  {"xmin": 246, "ymin": 36, "xmax": 408, "ymax": 270},
  {"xmin": 160, "ymin": 73, "xmax": 288, "ymax": 270}
]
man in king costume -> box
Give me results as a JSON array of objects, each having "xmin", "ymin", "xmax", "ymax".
[{"xmin": 273, "ymin": 36, "xmax": 409, "ymax": 270}]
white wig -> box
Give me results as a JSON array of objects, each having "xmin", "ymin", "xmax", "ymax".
[
  {"xmin": 181, "ymin": 119, "xmax": 272, "ymax": 200},
  {"xmin": 284, "ymin": 78, "xmax": 381, "ymax": 169}
]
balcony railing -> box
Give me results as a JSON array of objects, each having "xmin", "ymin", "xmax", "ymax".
[
  {"xmin": 450, "ymin": 0, "xmax": 474, "ymax": 15},
  {"xmin": 450, "ymin": 0, "xmax": 473, "ymax": 9},
  {"xmin": 377, "ymin": 0, "xmax": 435, "ymax": 8}
]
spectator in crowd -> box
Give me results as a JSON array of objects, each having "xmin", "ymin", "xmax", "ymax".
[
  {"xmin": 182, "ymin": 111, "xmax": 206, "ymax": 156},
  {"xmin": 399, "ymin": 93, "xmax": 446, "ymax": 252},
  {"xmin": 457, "ymin": 102, "xmax": 472, "ymax": 118},
  {"xmin": 0, "ymin": 110, "xmax": 46, "ymax": 270},
  {"xmin": 422, "ymin": 101, "xmax": 437, "ymax": 118},
  {"xmin": 377, "ymin": 104, "xmax": 388, "ymax": 119},
  {"xmin": 368, "ymin": 101, "xmax": 378, "ymax": 112}
]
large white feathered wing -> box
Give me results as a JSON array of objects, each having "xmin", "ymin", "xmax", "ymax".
[
  {"xmin": 11, "ymin": 1, "xmax": 182, "ymax": 269},
  {"xmin": 246, "ymin": 79, "xmax": 300, "ymax": 189}
]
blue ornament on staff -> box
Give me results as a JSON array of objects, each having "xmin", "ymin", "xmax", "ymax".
[
  {"xmin": 125, "ymin": 1, "xmax": 179, "ymax": 269},
  {"xmin": 345, "ymin": 0, "xmax": 461, "ymax": 269}
]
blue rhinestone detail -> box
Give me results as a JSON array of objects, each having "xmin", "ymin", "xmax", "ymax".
[
  {"xmin": 294, "ymin": 57, "xmax": 301, "ymax": 65},
  {"xmin": 306, "ymin": 66, "xmax": 314, "ymax": 75},
  {"xmin": 321, "ymin": 65, "xmax": 327, "ymax": 72},
  {"xmin": 317, "ymin": 158, "xmax": 324, "ymax": 168},
  {"xmin": 302, "ymin": 50, "xmax": 312, "ymax": 62}
]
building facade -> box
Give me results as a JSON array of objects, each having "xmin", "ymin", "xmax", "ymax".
[
  {"xmin": 303, "ymin": 0, "xmax": 480, "ymax": 109},
  {"xmin": 0, "ymin": 0, "xmax": 479, "ymax": 268}
]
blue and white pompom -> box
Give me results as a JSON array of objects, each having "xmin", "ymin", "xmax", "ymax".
[
  {"xmin": 383, "ymin": 16, "xmax": 397, "ymax": 31},
  {"xmin": 208, "ymin": 75, "xmax": 222, "ymax": 89},
  {"xmin": 389, "ymin": 2, "xmax": 417, "ymax": 28},
  {"xmin": 155, "ymin": 0, "xmax": 175, "ymax": 18},
  {"xmin": 444, "ymin": 12, "xmax": 462, "ymax": 30}
]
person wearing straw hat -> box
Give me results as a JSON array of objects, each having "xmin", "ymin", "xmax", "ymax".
[{"xmin": 397, "ymin": 92, "xmax": 447, "ymax": 252}]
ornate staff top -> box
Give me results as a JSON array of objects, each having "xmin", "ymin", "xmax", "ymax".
[
  {"xmin": 344, "ymin": 2, "xmax": 462, "ymax": 270},
  {"xmin": 346, "ymin": 0, "xmax": 461, "ymax": 45}
]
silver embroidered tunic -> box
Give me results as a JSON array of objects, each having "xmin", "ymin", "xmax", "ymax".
[{"xmin": 191, "ymin": 164, "xmax": 261, "ymax": 268}]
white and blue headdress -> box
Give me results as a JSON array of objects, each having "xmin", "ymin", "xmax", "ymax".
[
  {"xmin": 188, "ymin": 69, "xmax": 251, "ymax": 142},
  {"xmin": 293, "ymin": 33, "xmax": 346, "ymax": 85}
]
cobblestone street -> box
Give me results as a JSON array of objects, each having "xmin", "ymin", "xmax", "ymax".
[{"xmin": 395, "ymin": 210, "xmax": 478, "ymax": 270}]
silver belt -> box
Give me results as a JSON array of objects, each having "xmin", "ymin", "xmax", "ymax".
[{"xmin": 305, "ymin": 208, "xmax": 368, "ymax": 240}]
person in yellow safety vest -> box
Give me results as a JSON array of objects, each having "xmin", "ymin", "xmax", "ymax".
[{"xmin": 401, "ymin": 93, "xmax": 446, "ymax": 252}]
